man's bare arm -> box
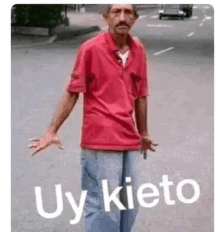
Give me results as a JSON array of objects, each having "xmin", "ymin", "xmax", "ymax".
[
  {"xmin": 135, "ymin": 96, "xmax": 148, "ymax": 137},
  {"xmin": 135, "ymin": 96, "xmax": 158, "ymax": 153},
  {"xmin": 29, "ymin": 90, "xmax": 79, "ymax": 155},
  {"xmin": 49, "ymin": 90, "xmax": 79, "ymax": 134}
]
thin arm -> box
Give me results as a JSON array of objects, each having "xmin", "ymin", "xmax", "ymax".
[
  {"xmin": 135, "ymin": 96, "xmax": 148, "ymax": 137},
  {"xmin": 48, "ymin": 90, "xmax": 79, "ymax": 134}
]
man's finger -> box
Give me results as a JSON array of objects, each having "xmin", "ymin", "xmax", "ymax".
[
  {"xmin": 28, "ymin": 144, "xmax": 38, "ymax": 148},
  {"xmin": 149, "ymin": 146, "xmax": 156, "ymax": 152},
  {"xmin": 58, "ymin": 144, "xmax": 64, "ymax": 150},
  {"xmin": 143, "ymin": 151, "xmax": 147, "ymax": 159},
  {"xmin": 152, "ymin": 142, "xmax": 159, "ymax": 146},
  {"xmin": 31, "ymin": 147, "xmax": 42, "ymax": 156},
  {"xmin": 53, "ymin": 138, "xmax": 64, "ymax": 150},
  {"xmin": 29, "ymin": 138, "xmax": 40, "ymax": 142},
  {"xmin": 31, "ymin": 151, "xmax": 40, "ymax": 156}
]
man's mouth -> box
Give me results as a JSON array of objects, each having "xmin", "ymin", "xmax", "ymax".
[{"xmin": 117, "ymin": 25, "xmax": 129, "ymax": 29}]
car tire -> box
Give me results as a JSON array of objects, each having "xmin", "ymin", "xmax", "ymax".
[
  {"xmin": 189, "ymin": 10, "xmax": 192, "ymax": 17},
  {"xmin": 159, "ymin": 14, "xmax": 162, "ymax": 20}
]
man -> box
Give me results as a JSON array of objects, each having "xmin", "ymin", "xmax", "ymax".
[{"xmin": 29, "ymin": 4, "xmax": 158, "ymax": 232}]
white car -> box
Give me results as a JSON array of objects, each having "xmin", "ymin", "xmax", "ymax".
[{"xmin": 159, "ymin": 4, "xmax": 185, "ymax": 20}]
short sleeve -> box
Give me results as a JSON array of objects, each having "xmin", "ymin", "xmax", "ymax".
[
  {"xmin": 138, "ymin": 45, "xmax": 149, "ymax": 97},
  {"xmin": 67, "ymin": 45, "xmax": 91, "ymax": 93}
]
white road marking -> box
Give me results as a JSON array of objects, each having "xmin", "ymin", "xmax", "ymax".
[
  {"xmin": 138, "ymin": 10, "xmax": 159, "ymax": 20},
  {"xmin": 199, "ymin": 17, "xmax": 206, "ymax": 26},
  {"xmin": 191, "ymin": 16, "xmax": 198, "ymax": 19},
  {"xmin": 199, "ymin": 15, "xmax": 212, "ymax": 27},
  {"xmin": 148, "ymin": 10, "xmax": 160, "ymax": 17},
  {"xmin": 193, "ymin": 6, "xmax": 198, "ymax": 9},
  {"xmin": 154, "ymin": 47, "xmax": 175, "ymax": 56},
  {"xmin": 147, "ymin": 24, "xmax": 173, "ymax": 27},
  {"xmin": 139, "ymin": 15, "xmax": 147, "ymax": 19},
  {"xmin": 187, "ymin": 32, "xmax": 195, "ymax": 37},
  {"xmin": 204, "ymin": 6, "xmax": 210, "ymax": 9},
  {"xmin": 205, "ymin": 16, "xmax": 212, "ymax": 20},
  {"xmin": 150, "ymin": 15, "xmax": 158, "ymax": 18},
  {"xmin": 44, "ymin": 35, "xmax": 57, "ymax": 44}
]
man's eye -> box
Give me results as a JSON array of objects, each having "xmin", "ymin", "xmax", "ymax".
[
  {"xmin": 112, "ymin": 9, "xmax": 121, "ymax": 14},
  {"xmin": 125, "ymin": 10, "xmax": 133, "ymax": 14}
]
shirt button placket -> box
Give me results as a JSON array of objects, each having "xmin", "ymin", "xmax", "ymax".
[{"xmin": 118, "ymin": 59, "xmax": 123, "ymax": 75}]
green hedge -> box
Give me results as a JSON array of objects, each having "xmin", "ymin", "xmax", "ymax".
[{"xmin": 11, "ymin": 4, "xmax": 63, "ymax": 27}]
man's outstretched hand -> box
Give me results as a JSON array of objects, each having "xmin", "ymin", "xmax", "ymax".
[
  {"xmin": 141, "ymin": 135, "xmax": 158, "ymax": 159},
  {"xmin": 28, "ymin": 131, "xmax": 63, "ymax": 156}
]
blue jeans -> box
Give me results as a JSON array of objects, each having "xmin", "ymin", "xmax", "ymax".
[{"xmin": 81, "ymin": 149, "xmax": 141, "ymax": 232}]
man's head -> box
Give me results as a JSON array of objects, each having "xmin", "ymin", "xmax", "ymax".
[{"xmin": 102, "ymin": 4, "xmax": 138, "ymax": 35}]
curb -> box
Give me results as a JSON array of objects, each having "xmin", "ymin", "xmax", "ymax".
[{"xmin": 47, "ymin": 25, "xmax": 101, "ymax": 44}]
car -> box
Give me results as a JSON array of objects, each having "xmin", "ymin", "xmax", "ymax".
[
  {"xmin": 159, "ymin": 4, "xmax": 185, "ymax": 20},
  {"xmin": 180, "ymin": 4, "xmax": 193, "ymax": 18}
]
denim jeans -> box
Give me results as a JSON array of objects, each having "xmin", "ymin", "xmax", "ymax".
[{"xmin": 81, "ymin": 149, "xmax": 141, "ymax": 232}]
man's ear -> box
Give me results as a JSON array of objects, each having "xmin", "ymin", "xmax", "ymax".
[
  {"xmin": 102, "ymin": 13, "xmax": 109, "ymax": 26},
  {"xmin": 102, "ymin": 13, "xmax": 108, "ymax": 19}
]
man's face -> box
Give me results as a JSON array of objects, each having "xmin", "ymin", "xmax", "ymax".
[{"xmin": 105, "ymin": 4, "xmax": 137, "ymax": 35}]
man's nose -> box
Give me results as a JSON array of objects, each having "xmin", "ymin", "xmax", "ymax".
[{"xmin": 119, "ymin": 11, "xmax": 126, "ymax": 21}]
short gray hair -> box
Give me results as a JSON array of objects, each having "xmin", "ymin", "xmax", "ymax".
[{"xmin": 98, "ymin": 4, "xmax": 139, "ymax": 18}]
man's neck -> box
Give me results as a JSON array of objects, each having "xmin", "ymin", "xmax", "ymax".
[
  {"xmin": 114, "ymin": 33, "xmax": 128, "ymax": 49},
  {"xmin": 109, "ymin": 29, "xmax": 130, "ymax": 54},
  {"xmin": 109, "ymin": 28, "xmax": 128, "ymax": 49}
]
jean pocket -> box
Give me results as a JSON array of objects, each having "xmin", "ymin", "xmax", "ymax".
[{"xmin": 80, "ymin": 149, "xmax": 87, "ymax": 166}]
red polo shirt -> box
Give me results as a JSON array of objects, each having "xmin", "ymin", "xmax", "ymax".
[{"xmin": 67, "ymin": 31, "xmax": 149, "ymax": 150}]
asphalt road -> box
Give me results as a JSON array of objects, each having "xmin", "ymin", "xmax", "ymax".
[{"xmin": 11, "ymin": 5, "xmax": 214, "ymax": 232}]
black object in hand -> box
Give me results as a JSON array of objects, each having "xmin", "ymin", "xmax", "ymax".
[{"xmin": 143, "ymin": 151, "xmax": 147, "ymax": 159}]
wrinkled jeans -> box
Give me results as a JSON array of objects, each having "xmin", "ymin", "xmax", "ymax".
[{"xmin": 81, "ymin": 149, "xmax": 141, "ymax": 232}]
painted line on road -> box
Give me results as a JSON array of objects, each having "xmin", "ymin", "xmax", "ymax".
[
  {"xmin": 199, "ymin": 15, "xmax": 212, "ymax": 27},
  {"xmin": 187, "ymin": 32, "xmax": 195, "ymax": 37},
  {"xmin": 148, "ymin": 10, "xmax": 160, "ymax": 17},
  {"xmin": 138, "ymin": 11, "xmax": 161, "ymax": 20},
  {"xmin": 138, "ymin": 11, "xmax": 158, "ymax": 20},
  {"xmin": 154, "ymin": 47, "xmax": 175, "ymax": 56},
  {"xmin": 199, "ymin": 22, "xmax": 204, "ymax": 27},
  {"xmin": 45, "ymin": 35, "xmax": 57, "ymax": 44},
  {"xmin": 139, "ymin": 15, "xmax": 147, "ymax": 19},
  {"xmin": 205, "ymin": 16, "xmax": 212, "ymax": 20},
  {"xmin": 204, "ymin": 6, "xmax": 210, "ymax": 9},
  {"xmin": 199, "ymin": 16, "xmax": 206, "ymax": 26},
  {"xmin": 191, "ymin": 16, "xmax": 198, "ymax": 20},
  {"xmin": 150, "ymin": 15, "xmax": 158, "ymax": 18},
  {"xmin": 193, "ymin": 6, "xmax": 198, "ymax": 9},
  {"xmin": 147, "ymin": 24, "xmax": 173, "ymax": 27}
]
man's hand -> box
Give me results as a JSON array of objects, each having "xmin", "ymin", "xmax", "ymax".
[
  {"xmin": 141, "ymin": 135, "xmax": 158, "ymax": 159},
  {"xmin": 28, "ymin": 91, "xmax": 79, "ymax": 156},
  {"xmin": 28, "ymin": 131, "xmax": 63, "ymax": 156}
]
